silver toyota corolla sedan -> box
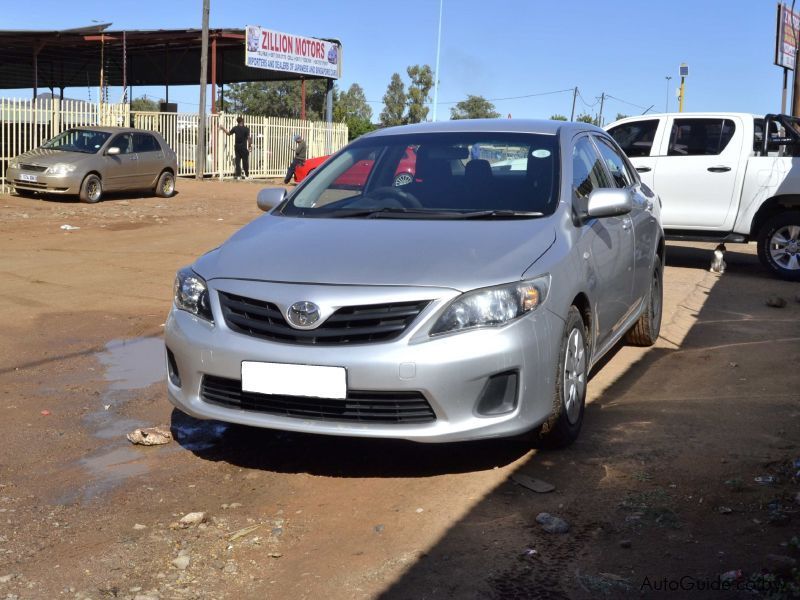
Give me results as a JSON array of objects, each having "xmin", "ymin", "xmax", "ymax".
[
  {"xmin": 6, "ymin": 127, "xmax": 177, "ymax": 203},
  {"xmin": 165, "ymin": 119, "xmax": 664, "ymax": 446}
]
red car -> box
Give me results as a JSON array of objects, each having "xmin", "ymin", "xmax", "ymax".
[{"xmin": 293, "ymin": 146, "xmax": 417, "ymax": 186}]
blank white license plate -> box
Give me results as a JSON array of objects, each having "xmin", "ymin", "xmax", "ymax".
[
  {"xmin": 19, "ymin": 173, "xmax": 38, "ymax": 182},
  {"xmin": 241, "ymin": 361, "xmax": 347, "ymax": 399}
]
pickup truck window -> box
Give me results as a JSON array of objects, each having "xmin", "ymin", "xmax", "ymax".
[
  {"xmin": 607, "ymin": 120, "xmax": 658, "ymax": 158},
  {"xmin": 594, "ymin": 137, "xmax": 633, "ymax": 188},
  {"xmin": 572, "ymin": 137, "xmax": 610, "ymax": 198},
  {"xmin": 667, "ymin": 119, "xmax": 735, "ymax": 156}
]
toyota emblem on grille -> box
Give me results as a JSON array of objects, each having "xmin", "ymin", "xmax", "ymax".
[{"xmin": 287, "ymin": 301, "xmax": 321, "ymax": 329}]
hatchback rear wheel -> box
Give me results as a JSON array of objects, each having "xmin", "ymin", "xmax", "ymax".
[{"xmin": 155, "ymin": 170, "xmax": 176, "ymax": 198}]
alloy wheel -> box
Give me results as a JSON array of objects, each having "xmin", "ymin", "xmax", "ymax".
[
  {"xmin": 769, "ymin": 225, "xmax": 800, "ymax": 271},
  {"xmin": 563, "ymin": 327, "xmax": 586, "ymax": 425}
]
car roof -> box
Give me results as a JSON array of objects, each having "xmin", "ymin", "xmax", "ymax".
[
  {"xmin": 66, "ymin": 126, "xmax": 163, "ymax": 135},
  {"xmin": 605, "ymin": 112, "xmax": 761, "ymax": 129},
  {"xmin": 361, "ymin": 119, "xmax": 602, "ymax": 139}
]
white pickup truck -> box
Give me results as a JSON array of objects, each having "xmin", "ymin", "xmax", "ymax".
[{"xmin": 606, "ymin": 112, "xmax": 800, "ymax": 280}]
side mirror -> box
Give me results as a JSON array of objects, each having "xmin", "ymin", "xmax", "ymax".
[
  {"xmin": 257, "ymin": 187, "xmax": 286, "ymax": 212},
  {"xmin": 586, "ymin": 188, "xmax": 632, "ymax": 218},
  {"xmin": 107, "ymin": 146, "xmax": 121, "ymax": 156}
]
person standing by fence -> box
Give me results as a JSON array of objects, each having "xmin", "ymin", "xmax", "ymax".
[
  {"xmin": 284, "ymin": 134, "xmax": 307, "ymax": 184},
  {"xmin": 219, "ymin": 117, "xmax": 252, "ymax": 179}
]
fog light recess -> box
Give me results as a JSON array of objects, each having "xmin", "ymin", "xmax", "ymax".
[
  {"xmin": 166, "ymin": 347, "xmax": 181, "ymax": 388},
  {"xmin": 475, "ymin": 371, "xmax": 518, "ymax": 416}
]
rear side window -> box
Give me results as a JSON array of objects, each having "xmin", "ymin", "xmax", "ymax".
[
  {"xmin": 133, "ymin": 133, "xmax": 161, "ymax": 153},
  {"xmin": 572, "ymin": 137, "xmax": 611, "ymax": 198},
  {"xmin": 608, "ymin": 120, "xmax": 658, "ymax": 158},
  {"xmin": 667, "ymin": 119, "xmax": 735, "ymax": 156},
  {"xmin": 594, "ymin": 137, "xmax": 633, "ymax": 188}
]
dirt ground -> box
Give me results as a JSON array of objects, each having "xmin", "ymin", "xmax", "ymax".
[{"xmin": 0, "ymin": 178, "xmax": 798, "ymax": 600}]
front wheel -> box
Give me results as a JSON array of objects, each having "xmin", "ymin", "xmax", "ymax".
[
  {"xmin": 79, "ymin": 174, "xmax": 102, "ymax": 203},
  {"xmin": 155, "ymin": 170, "xmax": 176, "ymax": 198},
  {"xmin": 757, "ymin": 211, "xmax": 800, "ymax": 281},
  {"xmin": 532, "ymin": 306, "xmax": 588, "ymax": 448},
  {"xmin": 625, "ymin": 259, "xmax": 663, "ymax": 346}
]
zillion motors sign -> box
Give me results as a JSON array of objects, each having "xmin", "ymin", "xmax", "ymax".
[{"xmin": 245, "ymin": 25, "xmax": 341, "ymax": 79}]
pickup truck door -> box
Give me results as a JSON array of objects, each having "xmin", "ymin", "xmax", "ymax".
[
  {"xmin": 572, "ymin": 135, "xmax": 635, "ymax": 351},
  {"xmin": 652, "ymin": 116, "xmax": 743, "ymax": 229},
  {"xmin": 606, "ymin": 118, "xmax": 664, "ymax": 191}
]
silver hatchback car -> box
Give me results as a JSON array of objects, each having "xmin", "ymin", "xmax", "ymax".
[
  {"xmin": 166, "ymin": 120, "xmax": 664, "ymax": 446},
  {"xmin": 7, "ymin": 127, "xmax": 177, "ymax": 203}
]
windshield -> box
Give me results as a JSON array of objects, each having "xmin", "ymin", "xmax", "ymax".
[
  {"xmin": 281, "ymin": 132, "xmax": 560, "ymax": 219},
  {"xmin": 42, "ymin": 129, "xmax": 111, "ymax": 154}
]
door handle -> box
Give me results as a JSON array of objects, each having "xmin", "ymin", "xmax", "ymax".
[
  {"xmin": 635, "ymin": 166, "xmax": 651, "ymax": 173},
  {"xmin": 707, "ymin": 166, "xmax": 731, "ymax": 173}
]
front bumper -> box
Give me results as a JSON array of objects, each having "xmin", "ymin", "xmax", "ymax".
[
  {"xmin": 6, "ymin": 166, "xmax": 82, "ymax": 194},
  {"xmin": 164, "ymin": 279, "xmax": 563, "ymax": 443}
]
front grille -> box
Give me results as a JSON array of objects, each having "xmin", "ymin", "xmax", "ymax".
[
  {"xmin": 218, "ymin": 291, "xmax": 430, "ymax": 345},
  {"xmin": 14, "ymin": 179, "xmax": 47, "ymax": 188},
  {"xmin": 201, "ymin": 375, "xmax": 436, "ymax": 424},
  {"xmin": 19, "ymin": 164, "xmax": 48, "ymax": 172}
]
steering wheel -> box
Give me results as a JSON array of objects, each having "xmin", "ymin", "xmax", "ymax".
[{"xmin": 370, "ymin": 186, "xmax": 423, "ymax": 208}]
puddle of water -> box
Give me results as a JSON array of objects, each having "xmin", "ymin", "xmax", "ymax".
[{"xmin": 97, "ymin": 337, "xmax": 166, "ymax": 391}]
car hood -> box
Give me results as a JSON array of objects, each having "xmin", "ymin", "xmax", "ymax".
[
  {"xmin": 194, "ymin": 213, "xmax": 556, "ymax": 291},
  {"xmin": 16, "ymin": 147, "xmax": 92, "ymax": 165}
]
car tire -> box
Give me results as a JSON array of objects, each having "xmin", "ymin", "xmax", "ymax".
[
  {"xmin": 79, "ymin": 174, "xmax": 103, "ymax": 204},
  {"xmin": 393, "ymin": 172, "xmax": 413, "ymax": 187},
  {"xmin": 155, "ymin": 170, "xmax": 176, "ymax": 198},
  {"xmin": 625, "ymin": 258, "xmax": 663, "ymax": 346},
  {"xmin": 533, "ymin": 306, "xmax": 588, "ymax": 448},
  {"xmin": 756, "ymin": 211, "xmax": 800, "ymax": 281}
]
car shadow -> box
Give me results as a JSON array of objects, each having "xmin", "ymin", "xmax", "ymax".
[
  {"xmin": 170, "ymin": 408, "xmax": 531, "ymax": 478},
  {"xmin": 16, "ymin": 189, "xmax": 180, "ymax": 203}
]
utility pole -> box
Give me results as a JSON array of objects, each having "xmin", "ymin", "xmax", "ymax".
[
  {"xmin": 678, "ymin": 63, "xmax": 688, "ymax": 112},
  {"xmin": 196, "ymin": 0, "xmax": 210, "ymax": 180},
  {"xmin": 570, "ymin": 86, "xmax": 577, "ymax": 121},
  {"xmin": 597, "ymin": 92, "xmax": 605, "ymax": 126},
  {"xmin": 665, "ymin": 76, "xmax": 672, "ymax": 113},
  {"xmin": 431, "ymin": 0, "xmax": 443, "ymax": 121}
]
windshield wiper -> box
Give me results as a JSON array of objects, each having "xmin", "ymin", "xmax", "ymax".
[
  {"xmin": 328, "ymin": 207, "xmax": 466, "ymax": 219},
  {"xmin": 458, "ymin": 210, "xmax": 544, "ymax": 219}
]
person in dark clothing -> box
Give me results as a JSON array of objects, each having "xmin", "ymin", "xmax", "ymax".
[
  {"xmin": 220, "ymin": 117, "xmax": 252, "ymax": 179},
  {"xmin": 284, "ymin": 134, "xmax": 307, "ymax": 184}
]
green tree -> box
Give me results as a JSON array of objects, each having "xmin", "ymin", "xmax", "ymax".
[
  {"xmin": 576, "ymin": 113, "xmax": 601, "ymax": 125},
  {"xmin": 333, "ymin": 83, "xmax": 376, "ymax": 140},
  {"xmin": 130, "ymin": 96, "xmax": 161, "ymax": 111},
  {"xmin": 549, "ymin": 114, "xmax": 568, "ymax": 121},
  {"xmin": 615, "ymin": 112, "xmax": 629, "ymax": 121},
  {"xmin": 380, "ymin": 73, "xmax": 407, "ymax": 127},
  {"xmin": 450, "ymin": 95, "xmax": 500, "ymax": 120},
  {"xmin": 405, "ymin": 64, "xmax": 434, "ymax": 124},
  {"xmin": 219, "ymin": 80, "xmax": 328, "ymax": 120}
]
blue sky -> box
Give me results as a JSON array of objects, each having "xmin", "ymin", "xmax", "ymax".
[{"xmin": 0, "ymin": 0, "xmax": 788, "ymax": 122}]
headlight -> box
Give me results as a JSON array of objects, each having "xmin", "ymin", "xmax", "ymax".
[
  {"xmin": 46, "ymin": 163, "xmax": 78, "ymax": 175},
  {"xmin": 173, "ymin": 267, "xmax": 213, "ymax": 322},
  {"xmin": 8, "ymin": 159, "xmax": 19, "ymax": 170},
  {"xmin": 430, "ymin": 275, "xmax": 550, "ymax": 335}
]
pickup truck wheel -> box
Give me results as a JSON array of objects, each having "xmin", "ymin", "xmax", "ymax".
[
  {"xmin": 530, "ymin": 306, "xmax": 588, "ymax": 448},
  {"xmin": 625, "ymin": 260, "xmax": 663, "ymax": 346},
  {"xmin": 757, "ymin": 211, "xmax": 800, "ymax": 281}
]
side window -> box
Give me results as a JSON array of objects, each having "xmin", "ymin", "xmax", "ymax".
[
  {"xmin": 133, "ymin": 133, "xmax": 161, "ymax": 153},
  {"xmin": 110, "ymin": 134, "xmax": 133, "ymax": 154},
  {"xmin": 608, "ymin": 120, "xmax": 658, "ymax": 158},
  {"xmin": 594, "ymin": 137, "xmax": 633, "ymax": 188},
  {"xmin": 667, "ymin": 119, "xmax": 735, "ymax": 156},
  {"xmin": 572, "ymin": 137, "xmax": 611, "ymax": 198}
]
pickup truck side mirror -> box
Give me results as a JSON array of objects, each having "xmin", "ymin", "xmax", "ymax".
[
  {"xmin": 586, "ymin": 188, "xmax": 632, "ymax": 218},
  {"xmin": 257, "ymin": 187, "xmax": 286, "ymax": 212},
  {"xmin": 106, "ymin": 146, "xmax": 121, "ymax": 156}
]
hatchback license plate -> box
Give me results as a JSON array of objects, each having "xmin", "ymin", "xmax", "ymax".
[
  {"xmin": 19, "ymin": 173, "xmax": 38, "ymax": 182},
  {"xmin": 241, "ymin": 361, "xmax": 347, "ymax": 399}
]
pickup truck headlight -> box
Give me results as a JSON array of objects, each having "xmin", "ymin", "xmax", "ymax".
[
  {"xmin": 174, "ymin": 268, "xmax": 213, "ymax": 322},
  {"xmin": 46, "ymin": 163, "xmax": 78, "ymax": 176},
  {"xmin": 430, "ymin": 275, "xmax": 550, "ymax": 335}
]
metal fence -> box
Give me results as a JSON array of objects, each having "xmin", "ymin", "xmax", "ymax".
[{"xmin": 0, "ymin": 97, "xmax": 348, "ymax": 191}]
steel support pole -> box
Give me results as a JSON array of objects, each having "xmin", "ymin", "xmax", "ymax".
[{"xmin": 196, "ymin": 0, "xmax": 210, "ymax": 180}]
